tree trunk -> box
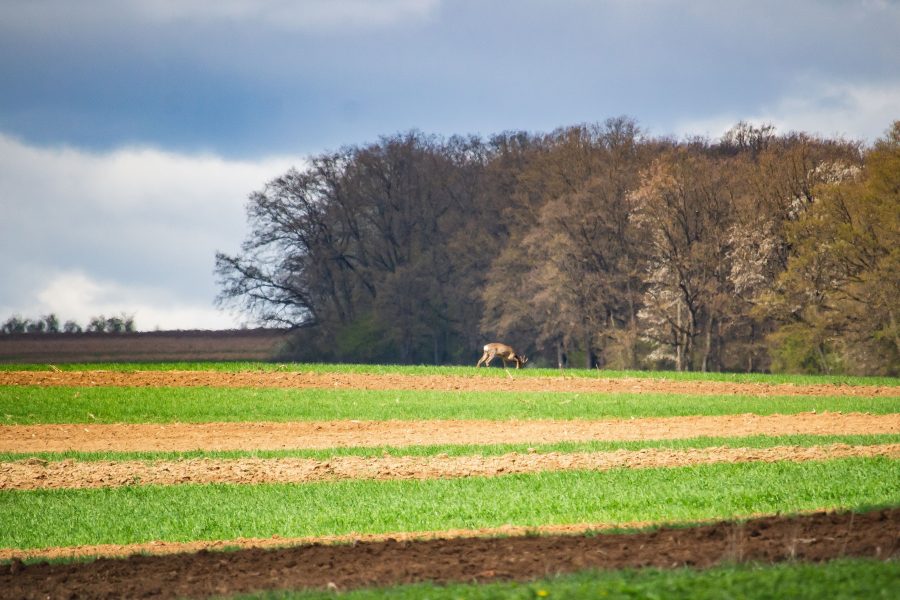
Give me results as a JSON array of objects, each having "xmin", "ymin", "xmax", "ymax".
[
  {"xmin": 816, "ymin": 343, "xmax": 832, "ymax": 374},
  {"xmin": 683, "ymin": 300, "xmax": 697, "ymax": 372},
  {"xmin": 715, "ymin": 318, "xmax": 724, "ymax": 372},
  {"xmin": 701, "ymin": 313, "xmax": 714, "ymax": 373},
  {"xmin": 675, "ymin": 300, "xmax": 683, "ymax": 371},
  {"xmin": 889, "ymin": 310, "xmax": 900, "ymax": 355},
  {"xmin": 585, "ymin": 332, "xmax": 595, "ymax": 369},
  {"xmin": 557, "ymin": 340, "xmax": 568, "ymax": 369},
  {"xmin": 747, "ymin": 322, "xmax": 756, "ymax": 373},
  {"xmin": 433, "ymin": 334, "xmax": 440, "ymax": 366},
  {"xmin": 626, "ymin": 280, "xmax": 639, "ymax": 369},
  {"xmin": 682, "ymin": 319, "xmax": 695, "ymax": 372},
  {"xmin": 682, "ymin": 330, "xmax": 692, "ymax": 371}
]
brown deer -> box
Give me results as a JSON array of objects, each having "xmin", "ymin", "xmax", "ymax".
[{"xmin": 476, "ymin": 342, "xmax": 528, "ymax": 369}]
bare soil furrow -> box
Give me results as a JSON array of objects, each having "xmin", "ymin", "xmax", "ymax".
[
  {"xmin": 3, "ymin": 443, "xmax": 898, "ymax": 490},
  {"xmin": 2, "ymin": 369, "xmax": 896, "ymax": 397},
  {"xmin": 2, "ymin": 413, "xmax": 897, "ymax": 453},
  {"xmin": 3, "ymin": 508, "xmax": 898, "ymax": 599}
]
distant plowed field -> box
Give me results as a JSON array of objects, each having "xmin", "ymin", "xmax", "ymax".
[
  {"xmin": 1, "ymin": 365, "xmax": 898, "ymax": 599},
  {"xmin": 0, "ymin": 329, "xmax": 291, "ymax": 363}
]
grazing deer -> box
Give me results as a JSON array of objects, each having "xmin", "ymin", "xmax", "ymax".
[{"xmin": 476, "ymin": 342, "xmax": 528, "ymax": 369}]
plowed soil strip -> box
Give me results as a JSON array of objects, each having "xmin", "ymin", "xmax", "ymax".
[
  {"xmin": 2, "ymin": 413, "xmax": 897, "ymax": 453},
  {"xmin": 2, "ymin": 370, "xmax": 896, "ymax": 397},
  {"xmin": 4, "ymin": 444, "xmax": 898, "ymax": 490},
  {"xmin": 3, "ymin": 509, "xmax": 898, "ymax": 600}
]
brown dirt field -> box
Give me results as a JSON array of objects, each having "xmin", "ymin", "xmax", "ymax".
[
  {"xmin": 2, "ymin": 443, "xmax": 898, "ymax": 490},
  {"xmin": 0, "ymin": 330, "xmax": 291, "ymax": 363},
  {"xmin": 3, "ymin": 508, "xmax": 898, "ymax": 599},
  {"xmin": 2, "ymin": 413, "xmax": 897, "ymax": 453},
  {"xmin": 2, "ymin": 369, "xmax": 898, "ymax": 397}
]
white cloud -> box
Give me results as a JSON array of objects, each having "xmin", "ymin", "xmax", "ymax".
[
  {"xmin": 0, "ymin": 134, "xmax": 297, "ymax": 331},
  {"xmin": 27, "ymin": 271, "xmax": 242, "ymax": 331},
  {"xmin": 675, "ymin": 80, "xmax": 900, "ymax": 143}
]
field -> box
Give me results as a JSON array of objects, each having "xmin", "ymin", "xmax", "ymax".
[
  {"xmin": 0, "ymin": 329, "xmax": 291, "ymax": 363},
  {"xmin": 1, "ymin": 364, "xmax": 898, "ymax": 598}
]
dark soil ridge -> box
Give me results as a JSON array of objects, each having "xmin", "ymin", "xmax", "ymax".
[{"xmin": 3, "ymin": 508, "xmax": 898, "ymax": 600}]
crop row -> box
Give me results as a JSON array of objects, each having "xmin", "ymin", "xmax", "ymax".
[
  {"xmin": 3, "ymin": 385, "xmax": 898, "ymax": 424},
  {"xmin": 3, "ymin": 457, "xmax": 898, "ymax": 551},
  {"xmin": 3, "ymin": 361, "xmax": 899, "ymax": 386},
  {"xmin": 2, "ymin": 433, "xmax": 897, "ymax": 463}
]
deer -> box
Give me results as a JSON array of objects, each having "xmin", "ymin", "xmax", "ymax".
[{"xmin": 476, "ymin": 342, "xmax": 528, "ymax": 369}]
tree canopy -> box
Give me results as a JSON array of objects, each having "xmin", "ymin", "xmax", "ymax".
[{"xmin": 216, "ymin": 119, "xmax": 898, "ymax": 375}]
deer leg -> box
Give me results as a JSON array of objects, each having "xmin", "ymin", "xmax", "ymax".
[{"xmin": 476, "ymin": 352, "xmax": 488, "ymax": 367}]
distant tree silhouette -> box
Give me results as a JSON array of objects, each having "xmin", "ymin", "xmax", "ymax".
[{"xmin": 2, "ymin": 313, "xmax": 134, "ymax": 334}]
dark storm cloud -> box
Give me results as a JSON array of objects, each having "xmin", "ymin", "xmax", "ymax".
[{"xmin": 1, "ymin": 0, "xmax": 897, "ymax": 157}]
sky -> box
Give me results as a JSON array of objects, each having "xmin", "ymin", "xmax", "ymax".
[{"xmin": 1, "ymin": 0, "xmax": 898, "ymax": 331}]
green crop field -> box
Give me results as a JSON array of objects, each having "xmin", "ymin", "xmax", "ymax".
[
  {"xmin": 2, "ymin": 385, "xmax": 898, "ymax": 425},
  {"xmin": 2, "ymin": 433, "xmax": 897, "ymax": 464},
  {"xmin": 1, "ymin": 362, "xmax": 898, "ymax": 598},
  {"xmin": 3, "ymin": 458, "xmax": 898, "ymax": 550}
]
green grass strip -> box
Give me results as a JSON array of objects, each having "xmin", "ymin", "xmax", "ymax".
[
  {"xmin": 3, "ymin": 362, "xmax": 898, "ymax": 386},
  {"xmin": 2, "ymin": 434, "xmax": 897, "ymax": 464},
  {"xmin": 2, "ymin": 386, "xmax": 897, "ymax": 425},
  {"xmin": 235, "ymin": 558, "xmax": 900, "ymax": 600},
  {"xmin": 1, "ymin": 457, "xmax": 897, "ymax": 550}
]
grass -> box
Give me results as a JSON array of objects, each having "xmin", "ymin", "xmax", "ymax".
[
  {"xmin": 233, "ymin": 558, "xmax": 900, "ymax": 600},
  {"xmin": 1, "ymin": 433, "xmax": 897, "ymax": 463},
  {"xmin": 2, "ymin": 361, "xmax": 898, "ymax": 386},
  {"xmin": 2, "ymin": 386, "xmax": 897, "ymax": 425},
  {"xmin": 2, "ymin": 457, "xmax": 897, "ymax": 549}
]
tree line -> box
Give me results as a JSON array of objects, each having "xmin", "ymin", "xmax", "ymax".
[
  {"xmin": 1, "ymin": 314, "xmax": 136, "ymax": 334},
  {"xmin": 215, "ymin": 118, "xmax": 899, "ymax": 375}
]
